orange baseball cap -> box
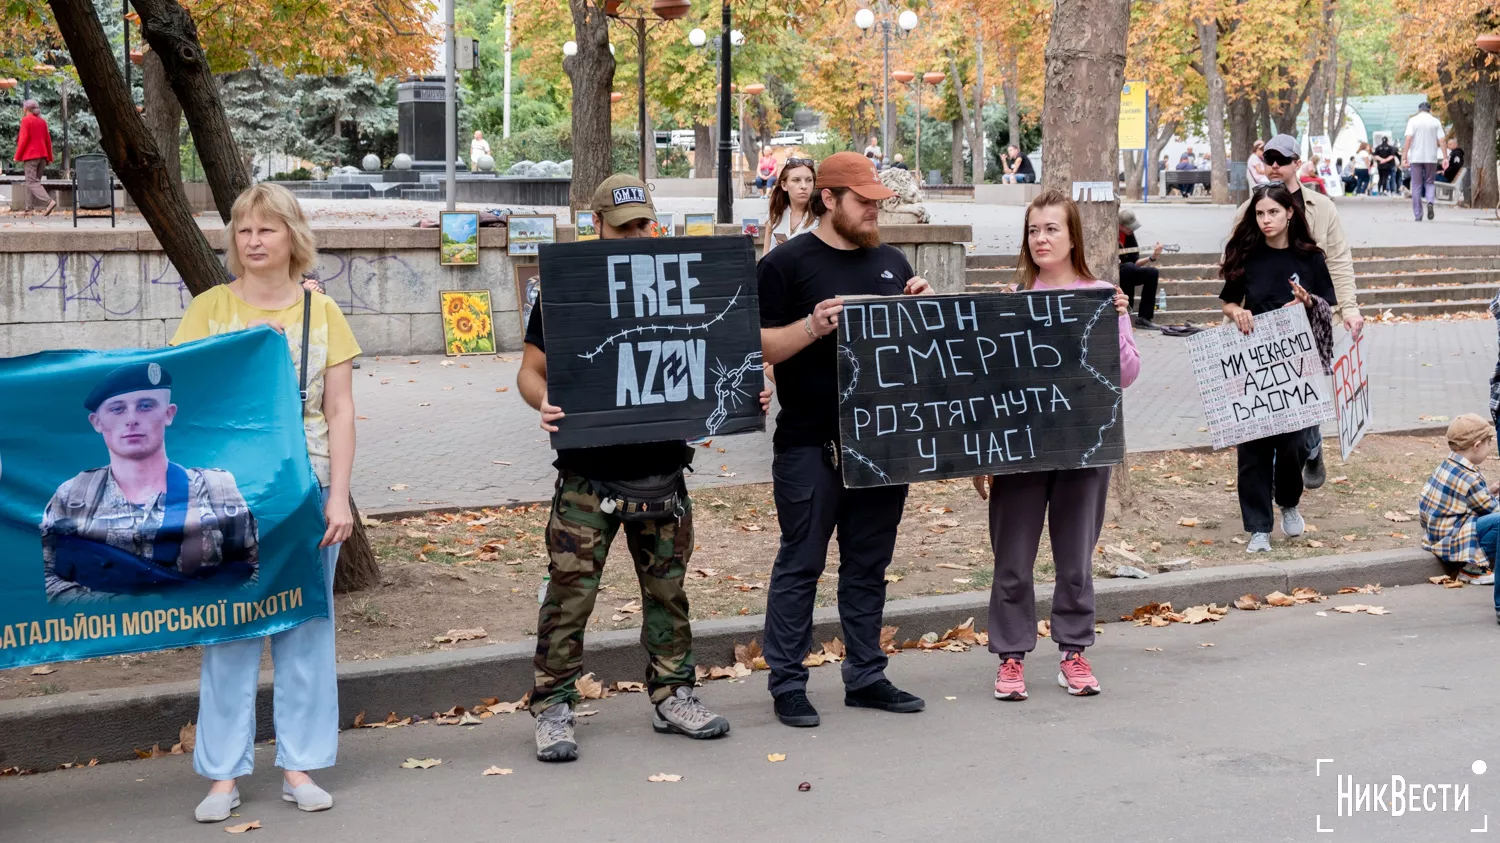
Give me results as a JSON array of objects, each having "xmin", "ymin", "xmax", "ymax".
[{"xmin": 816, "ymin": 151, "xmax": 895, "ymax": 200}]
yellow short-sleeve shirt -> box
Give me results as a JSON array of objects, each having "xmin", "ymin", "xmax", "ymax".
[{"xmin": 170, "ymin": 285, "xmax": 361, "ymax": 486}]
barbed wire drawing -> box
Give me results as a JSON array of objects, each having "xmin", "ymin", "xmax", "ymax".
[
  {"xmin": 576, "ymin": 286, "xmax": 743, "ymax": 362},
  {"xmin": 838, "ymin": 344, "xmax": 860, "ymax": 404},
  {"xmin": 841, "ymin": 445, "xmax": 890, "ymax": 484},
  {"xmin": 705, "ymin": 351, "xmax": 763, "ymax": 435},
  {"xmin": 1078, "ymin": 295, "xmax": 1123, "ymax": 466}
]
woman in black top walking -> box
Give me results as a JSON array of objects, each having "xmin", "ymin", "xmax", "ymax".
[{"xmin": 1218, "ymin": 182, "xmax": 1337, "ymax": 553}]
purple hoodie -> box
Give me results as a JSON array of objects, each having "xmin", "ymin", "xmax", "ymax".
[{"xmin": 1030, "ymin": 278, "xmax": 1141, "ymax": 388}]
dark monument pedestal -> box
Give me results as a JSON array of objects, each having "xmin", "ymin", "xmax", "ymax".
[{"xmin": 397, "ymin": 77, "xmax": 468, "ymax": 173}]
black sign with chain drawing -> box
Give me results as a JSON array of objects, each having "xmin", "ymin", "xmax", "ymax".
[{"xmin": 539, "ymin": 236, "xmax": 766, "ymax": 450}]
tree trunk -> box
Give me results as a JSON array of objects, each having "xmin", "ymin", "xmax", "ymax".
[
  {"xmin": 47, "ymin": 0, "xmax": 225, "ymax": 296},
  {"xmin": 692, "ymin": 121, "xmax": 713, "ymax": 178},
  {"xmin": 973, "ymin": 33, "xmax": 985, "ymax": 184},
  {"xmin": 1272, "ymin": 60, "xmax": 1321, "ymax": 136},
  {"xmin": 951, "ymin": 115, "xmax": 963, "ymax": 185},
  {"xmin": 1471, "ymin": 50, "xmax": 1498, "ymax": 210},
  {"xmin": 1328, "ymin": 59, "xmax": 1352, "ymax": 146},
  {"xmin": 1041, "ymin": 0, "xmax": 1129, "ymax": 285},
  {"xmin": 1123, "ymin": 149, "xmax": 1142, "ymax": 200},
  {"xmin": 564, "ymin": 0, "xmax": 614, "ymax": 209},
  {"xmin": 1004, "ymin": 73, "xmax": 1021, "ymax": 153},
  {"xmin": 141, "ymin": 48, "xmax": 183, "ymax": 195},
  {"xmin": 1195, "ymin": 20, "xmax": 1230, "ymax": 204},
  {"xmin": 334, "ymin": 496, "xmax": 381, "ymax": 593},
  {"xmin": 132, "ymin": 0, "xmax": 251, "ymax": 222},
  {"xmin": 1256, "ymin": 90, "xmax": 1272, "ymax": 140},
  {"xmin": 1228, "ymin": 94, "xmax": 1254, "ymax": 164}
]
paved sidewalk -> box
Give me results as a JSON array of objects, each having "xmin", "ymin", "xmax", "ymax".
[
  {"xmin": 352, "ymin": 320, "xmax": 1497, "ymax": 513},
  {"xmin": 4, "ymin": 583, "xmax": 1494, "ymax": 842}
]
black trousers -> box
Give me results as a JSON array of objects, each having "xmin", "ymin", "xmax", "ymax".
[
  {"xmin": 1235, "ymin": 428, "xmax": 1313, "ymax": 533},
  {"xmin": 763, "ymin": 446, "xmax": 908, "ymax": 697},
  {"xmin": 1118, "ymin": 263, "xmax": 1159, "ymax": 321}
]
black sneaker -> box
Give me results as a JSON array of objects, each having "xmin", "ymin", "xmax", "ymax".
[
  {"xmin": 845, "ymin": 679, "xmax": 925, "ymax": 713},
  {"xmin": 773, "ymin": 690, "xmax": 821, "ymax": 727},
  {"xmin": 1427, "ymin": 203, "xmax": 1435, "ymax": 220},
  {"xmin": 1303, "ymin": 448, "xmax": 1326, "ymax": 490},
  {"xmin": 1132, "ymin": 316, "xmax": 1160, "ymax": 331}
]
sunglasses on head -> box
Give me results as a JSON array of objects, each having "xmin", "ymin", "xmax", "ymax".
[
  {"xmin": 784, "ymin": 157, "xmax": 815, "ymax": 168},
  {"xmin": 1252, "ymin": 180, "xmax": 1287, "ymax": 196}
]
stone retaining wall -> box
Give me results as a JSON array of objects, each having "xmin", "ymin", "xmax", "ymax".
[{"xmin": 0, "ymin": 224, "xmax": 972, "ymax": 357}]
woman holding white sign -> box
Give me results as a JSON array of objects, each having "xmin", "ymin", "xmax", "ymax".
[
  {"xmin": 973, "ymin": 191, "xmax": 1139, "ymax": 701},
  {"xmin": 1217, "ymin": 182, "xmax": 1337, "ymax": 554}
]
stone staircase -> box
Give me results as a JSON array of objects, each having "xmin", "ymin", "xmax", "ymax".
[{"xmin": 965, "ymin": 245, "xmax": 1500, "ymax": 321}]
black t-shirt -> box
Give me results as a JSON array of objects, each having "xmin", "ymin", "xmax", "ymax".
[
  {"xmin": 524, "ymin": 301, "xmax": 689, "ymax": 480},
  {"xmin": 1445, "ymin": 147, "xmax": 1465, "ymax": 181},
  {"xmin": 757, "ymin": 233, "xmax": 914, "ymax": 450},
  {"xmin": 1218, "ymin": 244, "xmax": 1338, "ymax": 316},
  {"xmin": 1015, "ymin": 154, "xmax": 1034, "ymax": 177}
]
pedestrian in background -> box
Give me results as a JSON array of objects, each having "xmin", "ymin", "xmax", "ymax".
[
  {"xmin": 978, "ymin": 190, "xmax": 1139, "ymax": 702},
  {"xmin": 171, "ymin": 183, "xmax": 359, "ymax": 823},
  {"xmin": 1248, "ymin": 140, "xmax": 1271, "ymax": 187},
  {"xmin": 470, "ymin": 130, "xmax": 491, "ymax": 168},
  {"xmin": 755, "ymin": 146, "xmax": 778, "ymax": 197},
  {"xmin": 13, "ymin": 99, "xmax": 55, "ymax": 216},
  {"xmin": 1402, "ymin": 101, "xmax": 1445, "ymax": 221},
  {"xmin": 1373, "ymin": 136, "xmax": 1399, "ymax": 195},
  {"xmin": 1353, "ymin": 142, "xmax": 1373, "ymax": 195},
  {"xmin": 1217, "ymin": 182, "xmax": 1337, "ymax": 554},
  {"xmin": 763, "ymin": 156, "xmax": 818, "ymax": 256}
]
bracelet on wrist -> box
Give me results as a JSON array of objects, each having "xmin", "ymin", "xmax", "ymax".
[{"xmin": 804, "ymin": 314, "xmax": 815, "ymax": 338}]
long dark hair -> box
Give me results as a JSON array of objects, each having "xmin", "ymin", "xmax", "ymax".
[
  {"xmin": 767, "ymin": 159, "xmax": 815, "ymax": 233},
  {"xmin": 1219, "ymin": 183, "xmax": 1323, "ymax": 287},
  {"xmin": 1014, "ymin": 190, "xmax": 1094, "ymax": 290}
]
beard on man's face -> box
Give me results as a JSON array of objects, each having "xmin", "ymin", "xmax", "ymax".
[{"xmin": 829, "ymin": 196, "xmax": 881, "ymax": 249}]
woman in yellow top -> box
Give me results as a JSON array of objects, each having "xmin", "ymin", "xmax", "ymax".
[{"xmin": 170, "ymin": 183, "xmax": 359, "ymax": 823}]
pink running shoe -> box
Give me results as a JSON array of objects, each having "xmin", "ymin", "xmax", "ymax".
[
  {"xmin": 1057, "ymin": 651, "xmax": 1100, "ymax": 696},
  {"xmin": 994, "ymin": 658, "xmax": 1027, "ymax": 701}
]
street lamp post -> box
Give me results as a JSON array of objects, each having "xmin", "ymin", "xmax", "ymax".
[
  {"xmin": 690, "ymin": 20, "xmax": 744, "ymax": 224},
  {"xmin": 854, "ymin": 3, "xmax": 917, "ymax": 166},
  {"xmin": 914, "ymin": 71, "xmax": 944, "ymax": 180}
]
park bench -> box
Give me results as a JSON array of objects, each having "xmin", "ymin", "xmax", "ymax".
[
  {"xmin": 1435, "ymin": 166, "xmax": 1466, "ymax": 206},
  {"xmin": 1163, "ymin": 169, "xmax": 1211, "ymax": 196}
]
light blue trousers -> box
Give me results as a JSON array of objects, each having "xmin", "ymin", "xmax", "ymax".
[{"xmin": 193, "ymin": 490, "xmax": 339, "ymax": 780}]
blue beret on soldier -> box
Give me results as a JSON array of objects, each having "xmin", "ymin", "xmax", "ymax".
[{"xmin": 84, "ymin": 362, "xmax": 172, "ymax": 412}]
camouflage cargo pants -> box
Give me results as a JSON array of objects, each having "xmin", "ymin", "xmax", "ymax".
[{"xmin": 530, "ymin": 471, "xmax": 695, "ymax": 714}]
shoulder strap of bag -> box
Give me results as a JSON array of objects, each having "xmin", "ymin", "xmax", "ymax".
[{"xmin": 299, "ymin": 289, "xmax": 312, "ymax": 402}]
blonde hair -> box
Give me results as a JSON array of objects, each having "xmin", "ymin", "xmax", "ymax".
[{"xmin": 226, "ymin": 183, "xmax": 317, "ymax": 281}]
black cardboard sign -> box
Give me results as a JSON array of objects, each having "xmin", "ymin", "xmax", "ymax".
[
  {"xmin": 539, "ymin": 236, "xmax": 765, "ymax": 450},
  {"xmin": 835, "ymin": 289, "xmax": 1126, "ymax": 487}
]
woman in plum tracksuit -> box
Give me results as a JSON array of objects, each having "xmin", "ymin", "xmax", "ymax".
[{"xmin": 974, "ymin": 190, "xmax": 1141, "ymax": 701}]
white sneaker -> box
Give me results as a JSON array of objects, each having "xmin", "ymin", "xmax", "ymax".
[
  {"xmin": 1457, "ymin": 569, "xmax": 1496, "ymax": 586},
  {"xmin": 1247, "ymin": 532, "xmax": 1272, "ymax": 553},
  {"xmin": 1281, "ymin": 506, "xmax": 1305, "ymax": 538}
]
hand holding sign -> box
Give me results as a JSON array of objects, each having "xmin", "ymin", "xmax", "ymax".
[
  {"xmin": 1113, "ymin": 287, "xmax": 1130, "ymax": 317},
  {"xmin": 972, "ymin": 474, "xmax": 991, "ymax": 501},
  {"xmin": 539, "ymin": 392, "xmax": 566, "ymax": 433},
  {"xmin": 810, "ymin": 297, "xmax": 844, "ymax": 338},
  {"xmin": 904, "ymin": 276, "xmax": 933, "ymax": 295}
]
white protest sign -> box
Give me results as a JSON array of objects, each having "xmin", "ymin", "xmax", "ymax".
[
  {"xmin": 1186, "ymin": 306, "xmax": 1335, "ymax": 449},
  {"xmin": 1331, "ymin": 331, "xmax": 1371, "ymax": 461}
]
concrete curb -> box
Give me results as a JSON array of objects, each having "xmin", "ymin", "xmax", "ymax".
[{"xmin": 0, "ymin": 548, "xmax": 1444, "ymax": 770}]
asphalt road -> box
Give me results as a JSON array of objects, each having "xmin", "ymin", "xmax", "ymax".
[{"xmin": 2, "ymin": 584, "xmax": 1496, "ymax": 842}]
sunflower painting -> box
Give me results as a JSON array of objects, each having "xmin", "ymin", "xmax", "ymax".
[{"xmin": 439, "ymin": 290, "xmax": 497, "ymax": 356}]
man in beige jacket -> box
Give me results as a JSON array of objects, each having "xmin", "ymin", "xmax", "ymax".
[{"xmin": 1230, "ymin": 133, "xmax": 1363, "ymax": 491}]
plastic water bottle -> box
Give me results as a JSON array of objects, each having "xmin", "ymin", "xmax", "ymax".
[
  {"xmin": 537, "ymin": 575, "xmax": 550, "ymax": 606},
  {"xmin": 1155, "ymin": 288, "xmax": 1168, "ymax": 315}
]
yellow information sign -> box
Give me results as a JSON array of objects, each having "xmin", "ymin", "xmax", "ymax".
[{"xmin": 1119, "ymin": 82, "xmax": 1147, "ymax": 150}]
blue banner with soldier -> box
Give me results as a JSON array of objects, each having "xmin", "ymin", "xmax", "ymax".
[{"xmin": 0, "ymin": 328, "xmax": 331, "ymax": 669}]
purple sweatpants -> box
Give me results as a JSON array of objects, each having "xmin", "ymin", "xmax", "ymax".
[
  {"xmin": 986, "ymin": 466, "xmax": 1111, "ymax": 660},
  {"xmin": 1410, "ymin": 162, "xmax": 1437, "ymax": 219}
]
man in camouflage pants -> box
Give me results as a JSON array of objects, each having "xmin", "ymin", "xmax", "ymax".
[{"xmin": 516, "ymin": 174, "xmax": 768, "ymax": 762}]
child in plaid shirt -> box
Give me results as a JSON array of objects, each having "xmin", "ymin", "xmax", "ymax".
[{"xmin": 1418, "ymin": 415, "xmax": 1498, "ymax": 597}]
